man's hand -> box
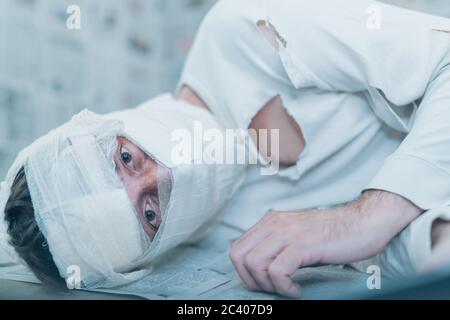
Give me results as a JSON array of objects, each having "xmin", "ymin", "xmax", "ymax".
[{"xmin": 229, "ymin": 190, "xmax": 422, "ymax": 297}]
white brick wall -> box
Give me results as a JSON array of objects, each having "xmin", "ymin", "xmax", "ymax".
[{"xmin": 0, "ymin": 0, "xmax": 449, "ymax": 177}]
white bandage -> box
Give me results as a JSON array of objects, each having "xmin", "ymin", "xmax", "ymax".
[{"xmin": 1, "ymin": 93, "xmax": 247, "ymax": 288}]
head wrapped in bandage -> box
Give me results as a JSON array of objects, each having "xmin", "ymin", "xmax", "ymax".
[{"xmin": 0, "ymin": 94, "xmax": 247, "ymax": 288}]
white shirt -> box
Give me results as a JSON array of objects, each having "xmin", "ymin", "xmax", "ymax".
[{"xmin": 176, "ymin": 0, "xmax": 450, "ymax": 230}]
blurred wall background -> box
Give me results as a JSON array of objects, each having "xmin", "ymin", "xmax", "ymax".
[{"xmin": 0, "ymin": 0, "xmax": 449, "ymax": 177}]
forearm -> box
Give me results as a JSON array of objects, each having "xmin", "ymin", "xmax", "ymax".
[{"xmin": 324, "ymin": 190, "xmax": 422, "ymax": 262}]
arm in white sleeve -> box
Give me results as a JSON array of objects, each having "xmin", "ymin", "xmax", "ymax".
[
  {"xmin": 351, "ymin": 205, "xmax": 450, "ymax": 277},
  {"xmin": 366, "ymin": 65, "xmax": 450, "ymax": 209},
  {"xmin": 261, "ymin": 0, "xmax": 450, "ymax": 209},
  {"xmin": 180, "ymin": 0, "xmax": 450, "ymax": 208},
  {"xmin": 262, "ymin": 0, "xmax": 450, "ymax": 105}
]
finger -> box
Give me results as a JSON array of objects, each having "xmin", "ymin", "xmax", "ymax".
[
  {"xmin": 229, "ymin": 249, "xmax": 261, "ymax": 291},
  {"xmin": 229, "ymin": 216, "xmax": 275, "ymax": 291},
  {"xmin": 230, "ymin": 229, "xmax": 272, "ymax": 292},
  {"xmin": 229, "ymin": 242, "xmax": 261, "ymax": 291},
  {"xmin": 268, "ymin": 246, "xmax": 309, "ymax": 298},
  {"xmin": 243, "ymin": 237, "xmax": 286, "ymax": 293}
]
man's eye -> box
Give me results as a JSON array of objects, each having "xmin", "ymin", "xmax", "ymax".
[
  {"xmin": 145, "ymin": 209, "xmax": 157, "ymax": 230},
  {"xmin": 120, "ymin": 147, "xmax": 133, "ymax": 165}
]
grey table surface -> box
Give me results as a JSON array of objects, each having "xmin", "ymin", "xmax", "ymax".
[{"xmin": 0, "ymin": 223, "xmax": 371, "ymax": 300}]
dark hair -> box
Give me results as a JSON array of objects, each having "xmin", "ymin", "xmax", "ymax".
[{"xmin": 4, "ymin": 167, "xmax": 65, "ymax": 287}]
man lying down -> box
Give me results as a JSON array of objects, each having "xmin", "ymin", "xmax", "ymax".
[{"xmin": 2, "ymin": 0, "xmax": 450, "ymax": 297}]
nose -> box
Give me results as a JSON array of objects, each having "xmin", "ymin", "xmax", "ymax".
[{"xmin": 122, "ymin": 161, "xmax": 159, "ymax": 210}]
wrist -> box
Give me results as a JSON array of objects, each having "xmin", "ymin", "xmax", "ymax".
[{"xmin": 357, "ymin": 190, "xmax": 422, "ymax": 250}]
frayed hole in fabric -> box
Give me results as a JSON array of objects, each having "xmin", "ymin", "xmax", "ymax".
[{"xmin": 256, "ymin": 19, "xmax": 287, "ymax": 49}]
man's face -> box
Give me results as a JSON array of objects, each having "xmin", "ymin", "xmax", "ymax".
[{"xmin": 114, "ymin": 136, "xmax": 163, "ymax": 239}]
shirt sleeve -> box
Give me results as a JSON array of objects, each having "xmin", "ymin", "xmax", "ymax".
[
  {"xmin": 366, "ymin": 65, "xmax": 450, "ymax": 209},
  {"xmin": 261, "ymin": 0, "xmax": 450, "ymax": 105},
  {"xmin": 351, "ymin": 205, "xmax": 450, "ymax": 278},
  {"xmin": 259, "ymin": 0, "xmax": 450, "ymax": 209},
  {"xmin": 179, "ymin": 0, "xmax": 450, "ymax": 209}
]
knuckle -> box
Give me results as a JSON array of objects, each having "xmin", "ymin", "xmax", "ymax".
[
  {"xmin": 230, "ymin": 237, "xmax": 241, "ymax": 248},
  {"xmin": 268, "ymin": 265, "xmax": 283, "ymax": 279},
  {"xmin": 266, "ymin": 211, "xmax": 282, "ymax": 222},
  {"xmin": 245, "ymin": 254, "xmax": 262, "ymax": 271},
  {"xmin": 243, "ymin": 254, "xmax": 255, "ymax": 269},
  {"xmin": 262, "ymin": 211, "xmax": 274, "ymax": 221},
  {"xmin": 230, "ymin": 241, "xmax": 237, "ymax": 252},
  {"xmin": 229, "ymin": 248, "xmax": 241, "ymax": 264}
]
